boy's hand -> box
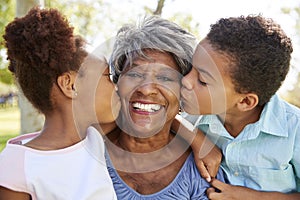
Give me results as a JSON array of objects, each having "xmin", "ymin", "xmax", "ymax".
[
  {"xmin": 207, "ymin": 179, "xmax": 300, "ymax": 200},
  {"xmin": 192, "ymin": 131, "xmax": 222, "ymax": 182},
  {"xmin": 172, "ymin": 114, "xmax": 222, "ymax": 182},
  {"xmin": 207, "ymin": 179, "xmax": 247, "ymax": 200},
  {"xmin": 207, "ymin": 179, "xmax": 262, "ymax": 200}
]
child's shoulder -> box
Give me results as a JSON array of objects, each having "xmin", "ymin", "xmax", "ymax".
[{"xmin": 279, "ymin": 96, "xmax": 300, "ymax": 117}]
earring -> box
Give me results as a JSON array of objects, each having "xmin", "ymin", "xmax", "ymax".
[{"xmin": 72, "ymin": 84, "xmax": 78, "ymax": 97}]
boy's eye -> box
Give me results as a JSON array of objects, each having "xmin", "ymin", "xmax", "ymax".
[{"xmin": 198, "ymin": 80, "xmax": 207, "ymax": 86}]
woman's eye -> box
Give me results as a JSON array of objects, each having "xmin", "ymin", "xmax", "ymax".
[
  {"xmin": 156, "ymin": 75, "xmax": 174, "ymax": 82},
  {"xmin": 126, "ymin": 72, "xmax": 143, "ymax": 78}
]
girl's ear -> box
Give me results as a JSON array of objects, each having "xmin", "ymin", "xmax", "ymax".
[
  {"xmin": 56, "ymin": 72, "xmax": 77, "ymax": 98},
  {"xmin": 237, "ymin": 93, "xmax": 259, "ymax": 112}
]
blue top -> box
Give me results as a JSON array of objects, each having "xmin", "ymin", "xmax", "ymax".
[
  {"xmin": 106, "ymin": 152, "xmax": 224, "ymax": 200},
  {"xmin": 191, "ymin": 94, "xmax": 300, "ymax": 192}
]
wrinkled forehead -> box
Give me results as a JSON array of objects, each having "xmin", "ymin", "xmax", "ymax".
[
  {"xmin": 126, "ymin": 63, "xmax": 180, "ymax": 75},
  {"xmin": 123, "ymin": 49, "xmax": 179, "ymax": 72}
]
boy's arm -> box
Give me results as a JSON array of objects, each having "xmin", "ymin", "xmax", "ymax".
[
  {"xmin": 207, "ymin": 179, "xmax": 300, "ymax": 200},
  {"xmin": 172, "ymin": 114, "xmax": 222, "ymax": 182}
]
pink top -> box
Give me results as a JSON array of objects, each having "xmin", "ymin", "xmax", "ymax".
[{"xmin": 0, "ymin": 126, "xmax": 117, "ymax": 200}]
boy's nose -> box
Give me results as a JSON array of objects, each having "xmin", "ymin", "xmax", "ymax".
[{"xmin": 181, "ymin": 70, "xmax": 194, "ymax": 90}]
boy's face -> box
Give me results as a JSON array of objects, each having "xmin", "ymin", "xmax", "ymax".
[{"xmin": 181, "ymin": 39, "xmax": 241, "ymax": 116}]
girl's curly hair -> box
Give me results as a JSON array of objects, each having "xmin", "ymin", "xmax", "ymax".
[{"xmin": 3, "ymin": 6, "xmax": 87, "ymax": 114}]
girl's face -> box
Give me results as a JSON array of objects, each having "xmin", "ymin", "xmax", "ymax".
[{"xmin": 75, "ymin": 54, "xmax": 120, "ymax": 124}]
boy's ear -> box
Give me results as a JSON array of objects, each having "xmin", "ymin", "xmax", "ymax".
[
  {"xmin": 237, "ymin": 93, "xmax": 259, "ymax": 112},
  {"xmin": 56, "ymin": 72, "xmax": 77, "ymax": 99}
]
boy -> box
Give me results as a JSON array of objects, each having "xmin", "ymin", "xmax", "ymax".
[{"xmin": 181, "ymin": 15, "xmax": 300, "ymax": 199}]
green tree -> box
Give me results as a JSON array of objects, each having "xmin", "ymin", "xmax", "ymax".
[
  {"xmin": 0, "ymin": 0, "xmax": 15, "ymax": 77},
  {"xmin": 3, "ymin": 0, "xmax": 202, "ymax": 134},
  {"xmin": 145, "ymin": 0, "xmax": 201, "ymax": 39},
  {"xmin": 0, "ymin": 68, "xmax": 14, "ymax": 85},
  {"xmin": 280, "ymin": 5, "xmax": 300, "ymax": 107}
]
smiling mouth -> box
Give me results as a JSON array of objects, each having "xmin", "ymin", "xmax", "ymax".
[{"xmin": 132, "ymin": 102, "xmax": 162, "ymax": 113}]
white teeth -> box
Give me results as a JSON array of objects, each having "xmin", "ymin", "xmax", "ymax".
[{"xmin": 132, "ymin": 102, "xmax": 162, "ymax": 112}]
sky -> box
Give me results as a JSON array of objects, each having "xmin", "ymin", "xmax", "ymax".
[{"xmin": 162, "ymin": 0, "xmax": 299, "ymax": 36}]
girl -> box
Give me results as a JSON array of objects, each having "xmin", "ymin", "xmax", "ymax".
[{"xmin": 0, "ymin": 7, "xmax": 119, "ymax": 199}]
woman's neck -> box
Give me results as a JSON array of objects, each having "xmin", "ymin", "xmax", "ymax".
[{"xmin": 117, "ymin": 127, "xmax": 174, "ymax": 153}]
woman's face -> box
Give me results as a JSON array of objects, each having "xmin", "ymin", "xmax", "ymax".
[
  {"xmin": 116, "ymin": 50, "xmax": 181, "ymax": 137},
  {"xmin": 74, "ymin": 54, "xmax": 120, "ymax": 124}
]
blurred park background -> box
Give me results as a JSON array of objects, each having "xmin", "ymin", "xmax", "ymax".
[{"xmin": 1, "ymin": 0, "xmax": 300, "ymax": 151}]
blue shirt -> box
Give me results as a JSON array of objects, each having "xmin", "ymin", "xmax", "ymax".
[
  {"xmin": 106, "ymin": 152, "xmax": 224, "ymax": 200},
  {"xmin": 192, "ymin": 94, "xmax": 300, "ymax": 192}
]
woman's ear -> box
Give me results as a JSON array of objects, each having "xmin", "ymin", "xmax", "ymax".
[
  {"xmin": 56, "ymin": 72, "xmax": 77, "ymax": 98},
  {"xmin": 237, "ymin": 93, "xmax": 259, "ymax": 112}
]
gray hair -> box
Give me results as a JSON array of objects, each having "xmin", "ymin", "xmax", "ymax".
[{"xmin": 109, "ymin": 15, "xmax": 197, "ymax": 83}]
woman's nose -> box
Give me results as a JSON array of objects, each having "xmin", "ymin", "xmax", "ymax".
[{"xmin": 136, "ymin": 83, "xmax": 158, "ymax": 96}]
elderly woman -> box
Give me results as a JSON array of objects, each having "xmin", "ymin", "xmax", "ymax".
[{"xmin": 105, "ymin": 16, "xmax": 224, "ymax": 199}]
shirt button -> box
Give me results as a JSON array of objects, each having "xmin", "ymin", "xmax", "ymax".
[
  {"xmin": 234, "ymin": 171, "xmax": 239, "ymax": 176},
  {"xmin": 210, "ymin": 124, "xmax": 218, "ymax": 132}
]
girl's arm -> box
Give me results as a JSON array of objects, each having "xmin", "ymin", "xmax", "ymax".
[{"xmin": 0, "ymin": 186, "xmax": 31, "ymax": 200}]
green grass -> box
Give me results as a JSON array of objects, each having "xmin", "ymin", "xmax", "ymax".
[{"xmin": 0, "ymin": 106, "xmax": 20, "ymax": 152}]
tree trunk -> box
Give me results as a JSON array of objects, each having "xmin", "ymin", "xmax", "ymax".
[
  {"xmin": 153, "ymin": 0, "xmax": 165, "ymax": 16},
  {"xmin": 16, "ymin": 0, "xmax": 45, "ymax": 134}
]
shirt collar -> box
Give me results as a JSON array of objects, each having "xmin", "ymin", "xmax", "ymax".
[
  {"xmin": 197, "ymin": 94, "xmax": 288, "ymax": 138},
  {"xmin": 258, "ymin": 94, "xmax": 288, "ymax": 137}
]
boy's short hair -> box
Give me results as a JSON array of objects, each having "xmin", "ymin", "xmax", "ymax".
[{"xmin": 206, "ymin": 14, "xmax": 293, "ymax": 106}]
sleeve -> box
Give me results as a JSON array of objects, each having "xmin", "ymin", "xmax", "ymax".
[
  {"xmin": 292, "ymin": 122, "xmax": 300, "ymax": 192},
  {"xmin": 0, "ymin": 145, "xmax": 29, "ymax": 193},
  {"xmin": 180, "ymin": 112, "xmax": 202, "ymax": 126},
  {"xmin": 216, "ymin": 168, "xmax": 226, "ymax": 183},
  {"xmin": 84, "ymin": 126, "xmax": 107, "ymax": 165}
]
